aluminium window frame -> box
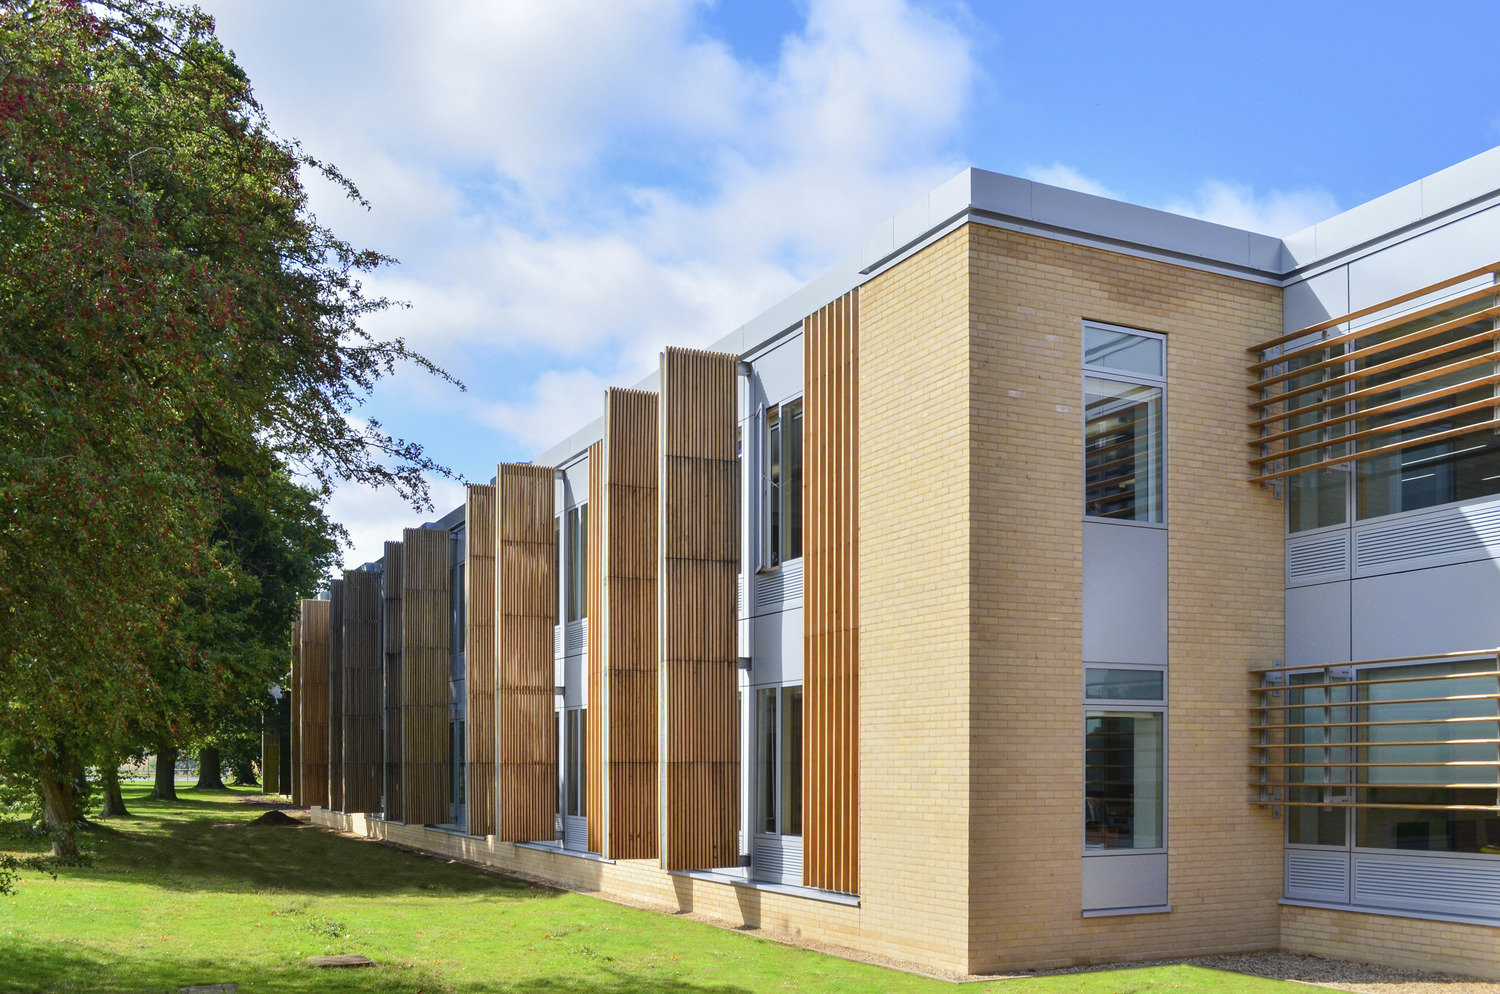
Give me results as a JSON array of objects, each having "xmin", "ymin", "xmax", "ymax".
[
  {"xmin": 760, "ymin": 395, "xmax": 805, "ymax": 572},
  {"xmin": 1082, "ymin": 321, "xmax": 1168, "ymax": 528},
  {"xmin": 1083, "ymin": 662, "xmax": 1168, "ymax": 856}
]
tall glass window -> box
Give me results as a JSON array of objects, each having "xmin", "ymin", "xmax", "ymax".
[
  {"xmin": 1083, "ymin": 323, "xmax": 1165, "ymax": 523},
  {"xmin": 1084, "ymin": 666, "xmax": 1165, "ymax": 851},
  {"xmin": 565, "ymin": 504, "xmax": 587, "ymax": 623},
  {"xmin": 766, "ymin": 400, "xmax": 803, "ymax": 566},
  {"xmin": 756, "ymin": 685, "xmax": 802, "ymax": 836},
  {"xmin": 564, "ymin": 707, "xmax": 587, "ymax": 818}
]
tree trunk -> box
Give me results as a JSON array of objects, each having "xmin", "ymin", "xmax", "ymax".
[
  {"xmin": 194, "ymin": 745, "xmax": 225, "ymax": 790},
  {"xmin": 37, "ymin": 746, "xmax": 79, "ymax": 858},
  {"xmin": 99, "ymin": 760, "xmax": 130, "ymax": 818},
  {"xmin": 151, "ymin": 745, "xmax": 178, "ymax": 801}
]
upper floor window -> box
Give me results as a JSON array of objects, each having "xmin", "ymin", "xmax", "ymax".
[
  {"xmin": 565, "ymin": 504, "xmax": 588, "ymax": 623},
  {"xmin": 766, "ymin": 399, "xmax": 803, "ymax": 566},
  {"xmin": 1084, "ymin": 323, "xmax": 1165, "ymax": 523}
]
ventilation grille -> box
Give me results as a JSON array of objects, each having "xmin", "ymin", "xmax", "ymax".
[
  {"xmin": 564, "ymin": 620, "xmax": 588, "ymax": 658},
  {"xmin": 1353, "ymin": 854, "xmax": 1500, "ymax": 919},
  {"xmin": 563, "ymin": 817, "xmax": 588, "ymax": 852},
  {"xmin": 1287, "ymin": 533, "xmax": 1350, "ymax": 586},
  {"xmin": 753, "ymin": 835, "xmax": 803, "ymax": 885},
  {"xmin": 554, "ymin": 624, "xmax": 563, "ymax": 658},
  {"xmin": 755, "ymin": 559, "xmax": 804, "ymax": 612},
  {"xmin": 1356, "ymin": 499, "xmax": 1500, "ymax": 575},
  {"xmin": 1285, "ymin": 850, "xmax": 1349, "ymax": 902}
]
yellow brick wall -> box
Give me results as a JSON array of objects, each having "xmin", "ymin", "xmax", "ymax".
[
  {"xmin": 1282, "ymin": 905, "xmax": 1500, "ymax": 981},
  {"xmin": 858, "ymin": 225, "xmax": 976, "ymax": 973},
  {"xmin": 963, "ymin": 224, "xmax": 1285, "ymax": 972}
]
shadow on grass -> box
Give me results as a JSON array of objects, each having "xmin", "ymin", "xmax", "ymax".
[{"xmin": 0, "ymin": 940, "xmax": 756, "ymax": 994}]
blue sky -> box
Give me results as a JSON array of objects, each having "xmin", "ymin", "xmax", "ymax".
[{"xmin": 197, "ymin": 0, "xmax": 1500, "ymax": 566}]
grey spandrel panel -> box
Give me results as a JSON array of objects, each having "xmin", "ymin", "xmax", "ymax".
[
  {"xmin": 1283, "ymin": 269, "xmax": 1348, "ymax": 335},
  {"xmin": 749, "ymin": 606, "xmax": 802, "ymax": 686},
  {"xmin": 562, "ymin": 653, "xmax": 585, "ymax": 709},
  {"xmin": 1346, "ymin": 205, "xmax": 1500, "ymax": 312},
  {"xmin": 1420, "ymin": 145, "xmax": 1500, "ymax": 219},
  {"xmin": 1081, "ymin": 852, "xmax": 1167, "ymax": 912},
  {"xmin": 1285, "ymin": 581, "xmax": 1351, "ymax": 667},
  {"xmin": 752, "ymin": 335, "xmax": 803, "ymax": 409},
  {"xmin": 967, "ymin": 168, "xmax": 1032, "ymax": 219},
  {"xmin": 1308, "ymin": 181, "xmax": 1424, "ymax": 267},
  {"xmin": 1351, "ymin": 559, "xmax": 1500, "ymax": 660},
  {"xmin": 1082, "ymin": 521, "xmax": 1167, "ymax": 666}
]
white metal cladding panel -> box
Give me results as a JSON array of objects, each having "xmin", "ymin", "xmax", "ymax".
[
  {"xmin": 563, "ymin": 816, "xmax": 588, "ymax": 852},
  {"xmin": 1352, "ymin": 853, "xmax": 1500, "ymax": 919},
  {"xmin": 755, "ymin": 559, "xmax": 803, "ymax": 613},
  {"xmin": 1286, "ymin": 532, "xmax": 1350, "ymax": 586},
  {"xmin": 753, "ymin": 835, "xmax": 803, "ymax": 884},
  {"xmin": 564, "ymin": 620, "xmax": 587, "ymax": 657},
  {"xmin": 1285, "ymin": 849, "xmax": 1350, "ymax": 903},
  {"xmin": 1354, "ymin": 498, "xmax": 1500, "ymax": 577}
]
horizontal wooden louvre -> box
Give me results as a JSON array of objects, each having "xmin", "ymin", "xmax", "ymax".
[
  {"xmin": 1253, "ymin": 651, "xmax": 1500, "ymax": 811},
  {"xmin": 326, "ymin": 579, "xmax": 345, "ymax": 811},
  {"xmin": 659, "ymin": 347, "xmax": 740, "ymax": 871},
  {"xmin": 382, "ymin": 541, "xmax": 404, "ymax": 822},
  {"xmin": 496, "ymin": 463, "xmax": 558, "ymax": 843},
  {"xmin": 1248, "ymin": 264, "xmax": 1500, "ymax": 484},
  {"xmin": 587, "ymin": 441, "xmax": 606, "ymax": 855},
  {"xmin": 403, "ymin": 527, "xmax": 451, "ymax": 827},
  {"xmin": 466, "ymin": 485, "xmax": 499, "ymax": 837},
  {"xmin": 341, "ymin": 569, "xmax": 383, "ymax": 814},
  {"xmin": 803, "ymin": 291, "xmax": 860, "ymax": 895},
  {"xmin": 599, "ymin": 389, "xmax": 660, "ymax": 860},
  {"xmin": 289, "ymin": 613, "xmax": 302, "ymax": 806},
  {"xmin": 299, "ymin": 599, "xmax": 330, "ymax": 808}
]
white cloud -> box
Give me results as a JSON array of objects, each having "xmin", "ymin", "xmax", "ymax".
[
  {"xmin": 1162, "ymin": 179, "xmax": 1339, "ymax": 237},
  {"xmin": 478, "ymin": 368, "xmax": 613, "ymax": 451},
  {"xmin": 1024, "ymin": 163, "xmax": 1121, "ymax": 199},
  {"xmin": 325, "ymin": 476, "xmax": 467, "ymax": 569}
]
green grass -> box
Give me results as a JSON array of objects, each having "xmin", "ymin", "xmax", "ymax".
[{"xmin": 0, "ymin": 786, "xmax": 1309, "ymax": 993}]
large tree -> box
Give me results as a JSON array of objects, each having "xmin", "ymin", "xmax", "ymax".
[{"xmin": 0, "ymin": 0, "xmax": 455, "ymax": 854}]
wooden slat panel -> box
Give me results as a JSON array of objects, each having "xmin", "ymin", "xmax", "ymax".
[
  {"xmin": 262, "ymin": 726, "xmax": 280, "ymax": 795},
  {"xmin": 341, "ymin": 569, "xmax": 383, "ymax": 813},
  {"xmin": 326, "ymin": 579, "xmax": 345, "ymax": 811},
  {"xmin": 587, "ymin": 441, "xmax": 605, "ymax": 854},
  {"xmin": 382, "ymin": 541, "xmax": 404, "ymax": 821},
  {"xmin": 465, "ymin": 485, "xmax": 499, "ymax": 836},
  {"xmin": 803, "ymin": 290, "xmax": 859, "ymax": 894},
  {"xmin": 299, "ymin": 599, "xmax": 330, "ymax": 807},
  {"xmin": 289, "ymin": 612, "xmax": 302, "ymax": 806},
  {"xmin": 600, "ymin": 389, "xmax": 660, "ymax": 860},
  {"xmin": 403, "ymin": 527, "xmax": 451, "ymax": 826},
  {"xmin": 496, "ymin": 463, "xmax": 558, "ymax": 842},
  {"xmin": 659, "ymin": 347, "xmax": 740, "ymax": 870}
]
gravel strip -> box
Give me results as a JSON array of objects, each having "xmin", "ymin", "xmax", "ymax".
[{"xmin": 1186, "ymin": 952, "xmax": 1500, "ymax": 994}]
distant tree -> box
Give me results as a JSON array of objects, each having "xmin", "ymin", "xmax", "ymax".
[{"xmin": 0, "ymin": 0, "xmax": 456, "ymax": 855}]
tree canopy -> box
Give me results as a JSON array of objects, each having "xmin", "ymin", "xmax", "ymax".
[{"xmin": 0, "ymin": 0, "xmax": 456, "ymax": 854}]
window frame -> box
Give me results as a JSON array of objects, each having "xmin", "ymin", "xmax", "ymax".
[
  {"xmin": 761, "ymin": 397, "xmax": 804, "ymax": 570},
  {"xmin": 754, "ymin": 683, "xmax": 803, "ymax": 838},
  {"xmin": 1082, "ymin": 321, "xmax": 1167, "ymax": 527},
  {"xmin": 1083, "ymin": 663, "xmax": 1167, "ymax": 855}
]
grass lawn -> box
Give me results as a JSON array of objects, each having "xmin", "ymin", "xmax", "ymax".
[{"xmin": 0, "ymin": 786, "xmax": 1311, "ymax": 994}]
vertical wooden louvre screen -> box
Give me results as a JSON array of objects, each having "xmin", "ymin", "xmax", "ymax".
[
  {"xmin": 299, "ymin": 598, "xmax": 330, "ymax": 807},
  {"xmin": 804, "ymin": 291, "xmax": 860, "ymax": 894},
  {"xmin": 326, "ymin": 579, "xmax": 345, "ymax": 810},
  {"xmin": 262, "ymin": 727, "xmax": 280, "ymax": 795},
  {"xmin": 466, "ymin": 485, "xmax": 499, "ymax": 836},
  {"xmin": 402, "ymin": 527, "xmax": 451, "ymax": 826},
  {"xmin": 496, "ymin": 463, "xmax": 558, "ymax": 842},
  {"xmin": 593, "ymin": 389, "xmax": 660, "ymax": 859},
  {"xmin": 341, "ymin": 569, "xmax": 383, "ymax": 813},
  {"xmin": 587, "ymin": 441, "xmax": 606, "ymax": 853},
  {"xmin": 289, "ymin": 612, "xmax": 302, "ymax": 806},
  {"xmin": 658, "ymin": 347, "xmax": 740, "ymax": 870},
  {"xmin": 382, "ymin": 541, "xmax": 405, "ymax": 821}
]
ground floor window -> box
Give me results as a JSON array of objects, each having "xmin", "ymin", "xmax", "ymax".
[
  {"xmin": 756, "ymin": 685, "xmax": 802, "ymax": 837},
  {"xmin": 1084, "ymin": 666, "xmax": 1165, "ymax": 851},
  {"xmin": 564, "ymin": 707, "xmax": 586, "ymax": 819}
]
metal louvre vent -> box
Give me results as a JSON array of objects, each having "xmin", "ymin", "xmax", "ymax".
[
  {"xmin": 1287, "ymin": 533, "xmax": 1350, "ymax": 585},
  {"xmin": 752, "ymin": 835, "xmax": 803, "ymax": 884},
  {"xmin": 755, "ymin": 559, "xmax": 804, "ymax": 612},
  {"xmin": 563, "ymin": 818, "xmax": 588, "ymax": 852},
  {"xmin": 1355, "ymin": 500, "xmax": 1500, "ymax": 574},
  {"xmin": 564, "ymin": 620, "xmax": 587, "ymax": 657},
  {"xmin": 1285, "ymin": 850, "xmax": 1349, "ymax": 902},
  {"xmin": 554, "ymin": 624, "xmax": 563, "ymax": 658},
  {"xmin": 1353, "ymin": 854, "xmax": 1500, "ymax": 918}
]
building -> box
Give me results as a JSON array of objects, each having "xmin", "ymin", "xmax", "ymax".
[{"xmin": 284, "ymin": 146, "xmax": 1500, "ymax": 979}]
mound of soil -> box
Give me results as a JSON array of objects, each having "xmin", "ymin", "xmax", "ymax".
[{"xmin": 247, "ymin": 809, "xmax": 302, "ymax": 827}]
